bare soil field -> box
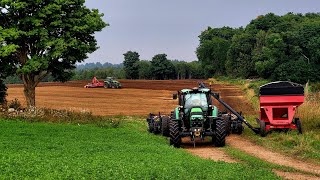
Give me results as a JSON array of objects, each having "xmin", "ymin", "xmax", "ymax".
[{"xmin": 7, "ymin": 79, "xmax": 255, "ymax": 116}]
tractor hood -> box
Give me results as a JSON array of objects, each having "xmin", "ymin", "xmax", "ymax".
[{"xmin": 190, "ymin": 107, "xmax": 204, "ymax": 120}]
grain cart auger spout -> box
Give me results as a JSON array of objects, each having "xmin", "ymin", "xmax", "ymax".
[{"xmin": 199, "ymin": 82, "xmax": 260, "ymax": 134}]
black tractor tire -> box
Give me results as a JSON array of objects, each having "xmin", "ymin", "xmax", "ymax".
[
  {"xmin": 153, "ymin": 122, "xmax": 160, "ymax": 134},
  {"xmin": 213, "ymin": 118, "xmax": 227, "ymax": 147},
  {"xmin": 161, "ymin": 116, "xmax": 170, "ymax": 137},
  {"xmin": 259, "ymin": 120, "xmax": 267, "ymax": 137},
  {"xmin": 295, "ymin": 118, "xmax": 302, "ymax": 134},
  {"xmin": 236, "ymin": 122, "xmax": 244, "ymax": 135},
  {"xmin": 169, "ymin": 120, "xmax": 181, "ymax": 148},
  {"xmin": 222, "ymin": 114, "xmax": 231, "ymax": 135},
  {"xmin": 148, "ymin": 122, "xmax": 154, "ymax": 133}
]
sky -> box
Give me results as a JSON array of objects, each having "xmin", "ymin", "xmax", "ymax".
[{"xmin": 84, "ymin": 0, "xmax": 320, "ymax": 64}]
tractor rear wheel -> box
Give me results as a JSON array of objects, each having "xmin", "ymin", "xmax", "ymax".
[
  {"xmin": 213, "ymin": 118, "xmax": 226, "ymax": 147},
  {"xmin": 161, "ymin": 116, "xmax": 170, "ymax": 137},
  {"xmin": 259, "ymin": 120, "xmax": 267, "ymax": 137},
  {"xmin": 295, "ymin": 118, "xmax": 302, "ymax": 134},
  {"xmin": 222, "ymin": 114, "xmax": 231, "ymax": 135},
  {"xmin": 169, "ymin": 120, "xmax": 181, "ymax": 148}
]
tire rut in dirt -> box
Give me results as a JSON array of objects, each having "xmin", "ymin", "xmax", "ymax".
[{"xmin": 227, "ymin": 135, "xmax": 320, "ymax": 175}]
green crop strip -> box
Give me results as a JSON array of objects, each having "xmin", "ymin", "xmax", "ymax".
[{"xmin": 0, "ymin": 118, "xmax": 280, "ymax": 179}]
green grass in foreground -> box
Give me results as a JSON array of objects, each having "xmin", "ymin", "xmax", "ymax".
[{"xmin": 0, "ymin": 118, "xmax": 280, "ymax": 179}]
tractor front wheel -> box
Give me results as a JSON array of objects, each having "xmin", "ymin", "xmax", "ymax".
[
  {"xmin": 169, "ymin": 120, "xmax": 181, "ymax": 148},
  {"xmin": 213, "ymin": 119, "xmax": 226, "ymax": 147},
  {"xmin": 295, "ymin": 118, "xmax": 302, "ymax": 134},
  {"xmin": 161, "ymin": 116, "xmax": 170, "ymax": 137}
]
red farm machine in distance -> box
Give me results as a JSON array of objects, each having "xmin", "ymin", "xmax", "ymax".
[
  {"xmin": 84, "ymin": 76, "xmax": 104, "ymax": 88},
  {"xmin": 256, "ymin": 81, "xmax": 304, "ymax": 136}
]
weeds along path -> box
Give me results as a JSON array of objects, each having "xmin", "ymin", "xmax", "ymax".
[{"xmin": 227, "ymin": 135, "xmax": 320, "ymax": 175}]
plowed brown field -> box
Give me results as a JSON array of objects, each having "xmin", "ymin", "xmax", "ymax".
[{"xmin": 7, "ymin": 79, "xmax": 255, "ymax": 116}]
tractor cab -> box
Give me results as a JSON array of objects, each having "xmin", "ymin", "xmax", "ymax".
[{"xmin": 173, "ymin": 88, "xmax": 218, "ymax": 131}]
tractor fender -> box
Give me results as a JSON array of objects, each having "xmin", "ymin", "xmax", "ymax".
[
  {"xmin": 212, "ymin": 106, "xmax": 218, "ymax": 118},
  {"xmin": 171, "ymin": 107, "xmax": 180, "ymax": 121}
]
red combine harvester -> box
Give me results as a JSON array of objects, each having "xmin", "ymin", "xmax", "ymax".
[
  {"xmin": 84, "ymin": 76, "xmax": 104, "ymax": 88},
  {"xmin": 256, "ymin": 81, "xmax": 304, "ymax": 136}
]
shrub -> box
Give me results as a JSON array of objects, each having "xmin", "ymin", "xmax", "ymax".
[
  {"xmin": 1, "ymin": 107, "xmax": 121, "ymax": 128},
  {"xmin": 8, "ymin": 98, "xmax": 22, "ymax": 110}
]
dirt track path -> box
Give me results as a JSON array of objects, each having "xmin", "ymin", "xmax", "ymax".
[{"xmin": 227, "ymin": 135, "xmax": 320, "ymax": 175}]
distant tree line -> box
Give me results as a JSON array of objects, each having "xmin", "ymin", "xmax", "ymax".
[
  {"xmin": 76, "ymin": 62, "xmax": 123, "ymax": 70},
  {"xmin": 123, "ymin": 51, "xmax": 204, "ymax": 80},
  {"xmin": 197, "ymin": 12, "xmax": 320, "ymax": 84}
]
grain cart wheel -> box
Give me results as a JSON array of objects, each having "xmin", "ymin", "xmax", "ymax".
[
  {"xmin": 295, "ymin": 118, "xmax": 302, "ymax": 134},
  {"xmin": 259, "ymin": 120, "xmax": 267, "ymax": 137},
  {"xmin": 161, "ymin": 116, "xmax": 170, "ymax": 137},
  {"xmin": 169, "ymin": 120, "xmax": 181, "ymax": 148},
  {"xmin": 213, "ymin": 118, "xmax": 226, "ymax": 147}
]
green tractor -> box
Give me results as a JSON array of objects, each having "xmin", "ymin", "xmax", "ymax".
[
  {"xmin": 147, "ymin": 82, "xmax": 260, "ymax": 147},
  {"xmin": 170, "ymin": 87, "xmax": 227, "ymax": 147},
  {"xmin": 104, "ymin": 77, "xmax": 122, "ymax": 89}
]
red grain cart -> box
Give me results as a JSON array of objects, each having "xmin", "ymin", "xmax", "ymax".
[{"xmin": 256, "ymin": 81, "xmax": 304, "ymax": 137}]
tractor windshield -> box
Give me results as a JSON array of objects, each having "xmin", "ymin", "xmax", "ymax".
[{"xmin": 184, "ymin": 93, "xmax": 208, "ymax": 111}]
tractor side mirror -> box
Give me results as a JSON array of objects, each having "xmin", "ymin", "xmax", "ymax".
[{"xmin": 173, "ymin": 93, "xmax": 178, "ymax": 99}]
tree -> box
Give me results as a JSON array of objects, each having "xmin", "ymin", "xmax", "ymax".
[
  {"xmin": 123, "ymin": 51, "xmax": 140, "ymax": 79},
  {"xmin": 150, "ymin": 54, "xmax": 175, "ymax": 80},
  {"xmin": 197, "ymin": 37, "xmax": 230, "ymax": 77},
  {"xmin": 188, "ymin": 61, "xmax": 204, "ymax": 79},
  {"xmin": 172, "ymin": 61, "xmax": 189, "ymax": 79},
  {"xmin": 226, "ymin": 33, "xmax": 256, "ymax": 78},
  {"xmin": 136, "ymin": 60, "xmax": 151, "ymax": 79},
  {"xmin": 0, "ymin": 80, "xmax": 7, "ymax": 105},
  {"xmin": 273, "ymin": 60, "xmax": 317, "ymax": 84},
  {"xmin": 0, "ymin": 0, "xmax": 107, "ymax": 107}
]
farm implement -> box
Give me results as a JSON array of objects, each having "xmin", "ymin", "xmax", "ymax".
[
  {"xmin": 256, "ymin": 81, "xmax": 304, "ymax": 136},
  {"xmin": 146, "ymin": 113, "xmax": 170, "ymax": 136},
  {"xmin": 84, "ymin": 76, "xmax": 122, "ymax": 88},
  {"xmin": 84, "ymin": 76, "xmax": 104, "ymax": 88}
]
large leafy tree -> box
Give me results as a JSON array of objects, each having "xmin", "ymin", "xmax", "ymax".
[
  {"xmin": 0, "ymin": 0, "xmax": 107, "ymax": 107},
  {"xmin": 136, "ymin": 60, "xmax": 151, "ymax": 79},
  {"xmin": 197, "ymin": 37, "xmax": 230, "ymax": 77},
  {"xmin": 150, "ymin": 54, "xmax": 175, "ymax": 80},
  {"xmin": 197, "ymin": 26, "xmax": 240, "ymax": 77},
  {"xmin": 123, "ymin": 51, "xmax": 140, "ymax": 79},
  {"xmin": 226, "ymin": 33, "xmax": 256, "ymax": 78}
]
